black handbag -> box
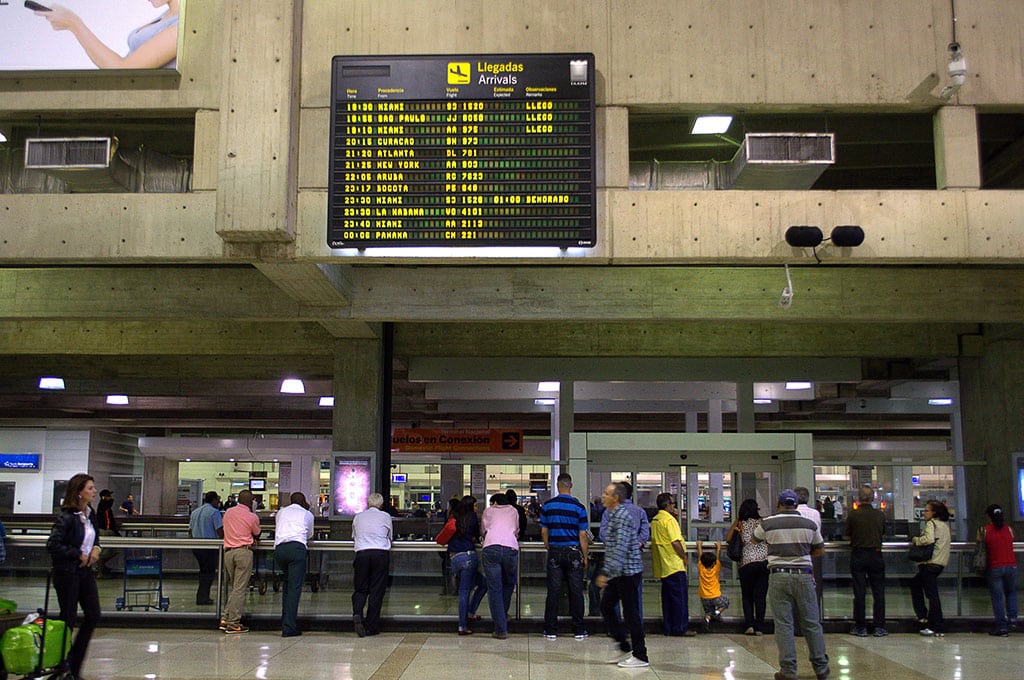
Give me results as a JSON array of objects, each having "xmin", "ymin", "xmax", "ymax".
[
  {"xmin": 908, "ymin": 521, "xmax": 936, "ymax": 562},
  {"xmin": 727, "ymin": 525, "xmax": 744, "ymax": 562},
  {"xmin": 907, "ymin": 542, "xmax": 934, "ymax": 562}
]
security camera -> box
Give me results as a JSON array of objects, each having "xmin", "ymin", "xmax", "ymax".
[{"xmin": 941, "ymin": 42, "xmax": 967, "ymax": 99}]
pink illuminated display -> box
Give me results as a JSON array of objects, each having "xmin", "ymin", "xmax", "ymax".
[{"xmin": 333, "ymin": 458, "xmax": 371, "ymax": 516}]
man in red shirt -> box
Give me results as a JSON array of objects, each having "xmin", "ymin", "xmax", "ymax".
[{"xmin": 221, "ymin": 489, "xmax": 261, "ymax": 633}]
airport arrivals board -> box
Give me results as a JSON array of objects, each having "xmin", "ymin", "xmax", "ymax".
[{"xmin": 328, "ymin": 54, "xmax": 596, "ymax": 248}]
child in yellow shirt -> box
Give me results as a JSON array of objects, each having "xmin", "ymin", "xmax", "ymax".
[{"xmin": 696, "ymin": 540, "xmax": 730, "ymax": 631}]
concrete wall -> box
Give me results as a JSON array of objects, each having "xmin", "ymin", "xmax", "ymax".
[{"xmin": 2, "ymin": 0, "xmax": 1024, "ymax": 264}]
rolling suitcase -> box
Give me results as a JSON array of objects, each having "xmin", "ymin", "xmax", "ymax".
[{"xmin": 0, "ymin": 571, "xmax": 72, "ymax": 679}]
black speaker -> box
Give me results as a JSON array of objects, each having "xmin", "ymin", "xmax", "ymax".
[
  {"xmin": 785, "ymin": 226, "xmax": 823, "ymax": 248},
  {"xmin": 831, "ymin": 225, "xmax": 864, "ymax": 247}
]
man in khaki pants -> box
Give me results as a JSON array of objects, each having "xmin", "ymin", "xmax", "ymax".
[{"xmin": 221, "ymin": 489, "xmax": 261, "ymax": 634}]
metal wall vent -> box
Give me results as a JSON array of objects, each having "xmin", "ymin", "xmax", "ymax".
[
  {"xmin": 726, "ymin": 133, "xmax": 835, "ymax": 189},
  {"xmin": 24, "ymin": 137, "xmax": 113, "ymax": 169}
]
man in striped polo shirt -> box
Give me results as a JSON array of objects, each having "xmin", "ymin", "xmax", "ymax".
[
  {"xmin": 753, "ymin": 489, "xmax": 830, "ymax": 680},
  {"xmin": 540, "ymin": 473, "xmax": 590, "ymax": 640}
]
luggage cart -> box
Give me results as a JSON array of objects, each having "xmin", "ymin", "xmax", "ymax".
[
  {"xmin": 249, "ymin": 548, "xmax": 273, "ymax": 596},
  {"xmin": 115, "ymin": 549, "xmax": 169, "ymax": 611}
]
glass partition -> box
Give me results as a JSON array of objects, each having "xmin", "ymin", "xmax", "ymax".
[{"xmin": 0, "ymin": 535, "xmax": 1011, "ymax": 626}]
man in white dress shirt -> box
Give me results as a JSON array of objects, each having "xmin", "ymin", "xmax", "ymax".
[
  {"xmin": 794, "ymin": 486, "xmax": 824, "ymax": 620},
  {"xmin": 274, "ymin": 492, "xmax": 315, "ymax": 637},
  {"xmin": 351, "ymin": 492, "xmax": 393, "ymax": 637}
]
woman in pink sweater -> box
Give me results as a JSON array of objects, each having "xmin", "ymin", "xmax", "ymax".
[{"xmin": 481, "ymin": 493, "xmax": 520, "ymax": 639}]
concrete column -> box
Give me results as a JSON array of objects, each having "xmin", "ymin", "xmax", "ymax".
[
  {"xmin": 332, "ymin": 337, "xmax": 383, "ymax": 492},
  {"xmin": 598, "ymin": 106, "xmax": 630, "ymax": 189},
  {"xmin": 934, "ymin": 106, "xmax": 981, "ymax": 189},
  {"xmin": 685, "ymin": 412, "xmax": 699, "ymax": 433},
  {"xmin": 142, "ymin": 457, "xmax": 179, "ymax": 515},
  {"xmin": 440, "ymin": 463, "xmax": 464, "ymax": 506},
  {"xmin": 959, "ymin": 330, "xmax": 1024, "ymax": 534},
  {"xmin": 708, "ymin": 399, "xmax": 723, "ymax": 434},
  {"xmin": 736, "ymin": 383, "xmax": 755, "ymax": 433}
]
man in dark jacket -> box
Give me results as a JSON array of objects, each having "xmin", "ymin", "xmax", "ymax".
[
  {"xmin": 844, "ymin": 485, "xmax": 887, "ymax": 637},
  {"xmin": 93, "ymin": 489, "xmax": 120, "ymax": 578}
]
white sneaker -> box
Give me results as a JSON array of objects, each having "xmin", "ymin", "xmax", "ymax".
[
  {"xmin": 606, "ymin": 647, "xmax": 631, "ymax": 664},
  {"xmin": 919, "ymin": 628, "xmax": 935, "ymax": 636},
  {"xmin": 617, "ymin": 655, "xmax": 650, "ymax": 668}
]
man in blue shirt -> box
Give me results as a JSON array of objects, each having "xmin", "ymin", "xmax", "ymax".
[
  {"xmin": 188, "ymin": 491, "xmax": 223, "ymax": 605},
  {"xmin": 600, "ymin": 480, "xmax": 650, "ymax": 618},
  {"xmin": 596, "ymin": 482, "xmax": 648, "ymax": 668},
  {"xmin": 539, "ymin": 473, "xmax": 590, "ymax": 640}
]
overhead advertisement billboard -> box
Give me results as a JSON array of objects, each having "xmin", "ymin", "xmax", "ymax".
[{"xmin": 0, "ymin": 0, "xmax": 183, "ymax": 73}]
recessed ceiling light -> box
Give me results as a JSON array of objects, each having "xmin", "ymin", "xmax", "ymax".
[
  {"xmin": 534, "ymin": 398, "xmax": 556, "ymax": 406},
  {"xmin": 106, "ymin": 394, "xmax": 129, "ymax": 405},
  {"xmin": 537, "ymin": 381, "xmax": 559, "ymax": 392},
  {"xmin": 38, "ymin": 377, "xmax": 65, "ymax": 390},
  {"xmin": 928, "ymin": 398, "xmax": 953, "ymax": 406},
  {"xmin": 318, "ymin": 396, "xmax": 335, "ymax": 407},
  {"xmin": 280, "ymin": 378, "xmax": 305, "ymax": 394},
  {"xmin": 753, "ymin": 398, "xmax": 773, "ymax": 405},
  {"xmin": 691, "ymin": 115, "xmax": 733, "ymax": 134},
  {"xmin": 785, "ymin": 381, "xmax": 812, "ymax": 390}
]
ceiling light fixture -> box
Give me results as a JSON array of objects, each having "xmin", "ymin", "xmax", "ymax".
[
  {"xmin": 279, "ymin": 378, "xmax": 305, "ymax": 394},
  {"xmin": 0, "ymin": 131, "xmax": 7, "ymax": 143},
  {"xmin": 318, "ymin": 396, "xmax": 335, "ymax": 407},
  {"xmin": 106, "ymin": 395, "xmax": 129, "ymax": 405},
  {"xmin": 691, "ymin": 115, "xmax": 733, "ymax": 134},
  {"xmin": 534, "ymin": 398, "xmax": 556, "ymax": 406},
  {"xmin": 928, "ymin": 398, "xmax": 953, "ymax": 406},
  {"xmin": 537, "ymin": 381, "xmax": 559, "ymax": 392},
  {"xmin": 753, "ymin": 399, "xmax": 773, "ymax": 405},
  {"xmin": 785, "ymin": 381, "xmax": 812, "ymax": 390},
  {"xmin": 38, "ymin": 377, "xmax": 65, "ymax": 390}
]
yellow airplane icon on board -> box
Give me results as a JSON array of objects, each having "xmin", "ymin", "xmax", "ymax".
[{"xmin": 447, "ymin": 62, "xmax": 470, "ymax": 85}]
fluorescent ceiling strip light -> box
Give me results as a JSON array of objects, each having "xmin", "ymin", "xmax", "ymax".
[
  {"xmin": 534, "ymin": 398, "xmax": 556, "ymax": 406},
  {"xmin": 928, "ymin": 398, "xmax": 953, "ymax": 406},
  {"xmin": 280, "ymin": 378, "xmax": 305, "ymax": 394},
  {"xmin": 753, "ymin": 399, "xmax": 773, "ymax": 405},
  {"xmin": 691, "ymin": 115, "xmax": 733, "ymax": 134},
  {"xmin": 38, "ymin": 377, "xmax": 65, "ymax": 390},
  {"xmin": 319, "ymin": 396, "xmax": 335, "ymax": 407},
  {"xmin": 537, "ymin": 381, "xmax": 560, "ymax": 392},
  {"xmin": 106, "ymin": 395, "xmax": 129, "ymax": 405},
  {"xmin": 785, "ymin": 381, "xmax": 812, "ymax": 390}
]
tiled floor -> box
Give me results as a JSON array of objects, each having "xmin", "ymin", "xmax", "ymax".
[{"xmin": 78, "ymin": 627, "xmax": 1023, "ymax": 679}]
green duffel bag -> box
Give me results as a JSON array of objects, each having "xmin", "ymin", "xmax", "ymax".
[{"xmin": 0, "ymin": 598, "xmax": 16, "ymax": 615}]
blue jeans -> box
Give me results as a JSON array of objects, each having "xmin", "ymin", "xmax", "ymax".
[
  {"xmin": 452, "ymin": 551, "xmax": 487, "ymax": 631},
  {"xmin": 988, "ymin": 565, "xmax": 1019, "ymax": 628},
  {"xmin": 481, "ymin": 545, "xmax": 518, "ymax": 635},
  {"xmin": 767, "ymin": 572, "xmax": 829, "ymax": 678},
  {"xmin": 543, "ymin": 546, "xmax": 587, "ymax": 636},
  {"xmin": 601, "ymin": 572, "xmax": 647, "ymax": 662}
]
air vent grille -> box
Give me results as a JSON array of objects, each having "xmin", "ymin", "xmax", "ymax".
[
  {"xmin": 25, "ymin": 137, "xmax": 113, "ymax": 169},
  {"xmin": 745, "ymin": 133, "xmax": 834, "ymax": 163}
]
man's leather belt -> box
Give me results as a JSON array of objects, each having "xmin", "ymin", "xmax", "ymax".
[{"xmin": 770, "ymin": 566, "xmax": 812, "ymax": 574}]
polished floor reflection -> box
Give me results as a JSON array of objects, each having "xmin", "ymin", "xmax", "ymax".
[{"xmin": 80, "ymin": 627, "xmax": 1022, "ymax": 679}]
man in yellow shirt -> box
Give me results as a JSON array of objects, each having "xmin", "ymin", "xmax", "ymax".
[{"xmin": 650, "ymin": 493, "xmax": 697, "ymax": 636}]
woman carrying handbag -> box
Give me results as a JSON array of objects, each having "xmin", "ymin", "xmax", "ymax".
[{"xmin": 909, "ymin": 500, "xmax": 950, "ymax": 637}]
